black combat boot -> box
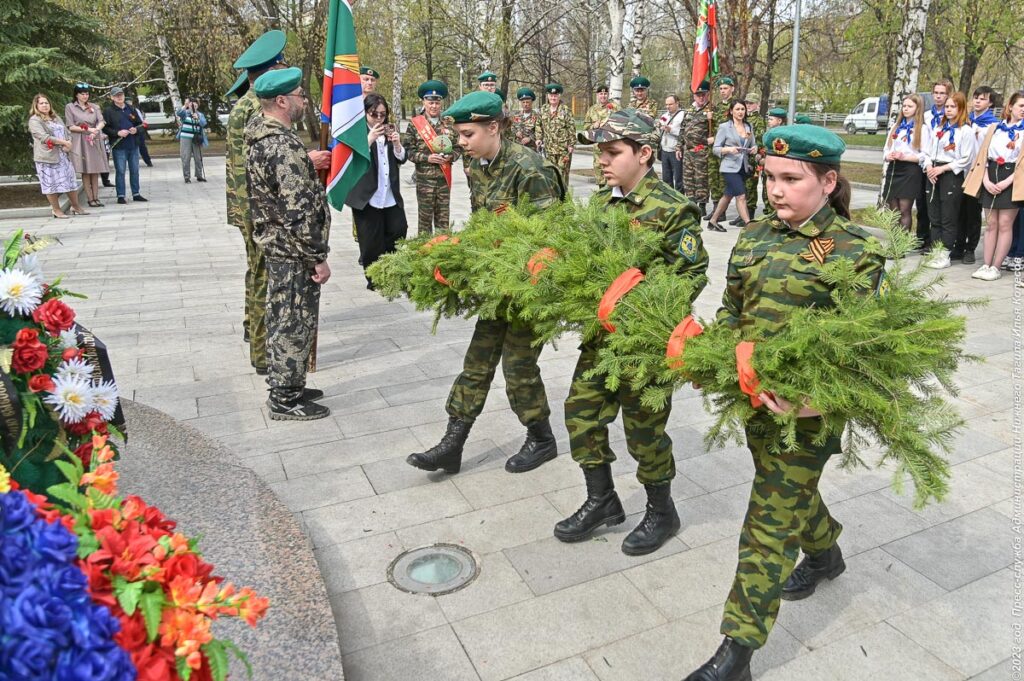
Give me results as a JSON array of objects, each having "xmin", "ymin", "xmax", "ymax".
[
  {"xmin": 621, "ymin": 483, "xmax": 681, "ymax": 555},
  {"xmin": 781, "ymin": 543, "xmax": 846, "ymax": 601},
  {"xmin": 406, "ymin": 417, "xmax": 471, "ymax": 474},
  {"xmin": 505, "ymin": 419, "xmax": 557, "ymax": 473},
  {"xmin": 684, "ymin": 637, "xmax": 753, "ymax": 681},
  {"xmin": 553, "ymin": 465, "xmax": 626, "ymax": 542}
]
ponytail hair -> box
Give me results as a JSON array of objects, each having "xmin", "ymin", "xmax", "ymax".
[{"xmin": 809, "ymin": 162, "xmax": 850, "ymax": 219}]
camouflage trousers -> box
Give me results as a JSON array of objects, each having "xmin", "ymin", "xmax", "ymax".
[
  {"xmin": 745, "ymin": 169, "xmax": 760, "ymax": 216},
  {"xmin": 565, "ymin": 346, "xmax": 674, "ymax": 485},
  {"xmin": 264, "ymin": 258, "xmax": 320, "ymax": 405},
  {"xmin": 708, "ymin": 153, "xmax": 724, "ymax": 204},
  {"xmin": 592, "ymin": 152, "xmax": 606, "ymax": 187},
  {"xmin": 415, "ymin": 178, "xmax": 451, "ymax": 235},
  {"xmin": 683, "ymin": 149, "xmax": 709, "ymax": 207},
  {"xmin": 446, "ymin": 317, "xmax": 550, "ymax": 426},
  {"xmin": 236, "ymin": 219, "xmax": 267, "ymax": 371},
  {"xmin": 721, "ymin": 415, "xmax": 844, "ymax": 649},
  {"xmin": 545, "ymin": 150, "xmax": 572, "ymax": 185}
]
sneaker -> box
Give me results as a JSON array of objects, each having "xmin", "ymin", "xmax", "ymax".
[
  {"xmin": 303, "ymin": 387, "xmax": 325, "ymax": 400},
  {"xmin": 184, "ymin": 178, "xmax": 191, "ymax": 184},
  {"xmin": 1001, "ymin": 256, "xmax": 1011, "ymax": 270},
  {"xmin": 978, "ymin": 266, "xmax": 1002, "ymax": 282},
  {"xmin": 962, "ymin": 251, "xmax": 976, "ymax": 264},
  {"xmin": 116, "ymin": 197, "xmax": 126, "ymax": 204},
  {"xmin": 971, "ymin": 265, "xmax": 989, "ymax": 279},
  {"xmin": 1005, "ymin": 257, "xmax": 1024, "ymax": 272},
  {"xmin": 924, "ymin": 249, "xmax": 951, "ymax": 269},
  {"xmin": 268, "ymin": 398, "xmax": 331, "ymax": 421},
  {"xmin": 132, "ymin": 195, "xmax": 148, "ymax": 202}
]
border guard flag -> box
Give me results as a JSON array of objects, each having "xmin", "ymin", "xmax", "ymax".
[
  {"xmin": 690, "ymin": 0, "xmax": 720, "ymax": 94},
  {"xmin": 321, "ymin": 0, "xmax": 370, "ymax": 210}
]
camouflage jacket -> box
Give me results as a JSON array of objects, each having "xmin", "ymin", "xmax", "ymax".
[
  {"xmin": 709, "ymin": 100, "xmax": 732, "ymax": 143},
  {"xmin": 629, "ymin": 97, "xmax": 659, "ymax": 119},
  {"xmin": 747, "ymin": 111, "xmax": 767, "ymax": 163},
  {"xmin": 467, "ymin": 139, "xmax": 565, "ymax": 213},
  {"xmin": 675, "ymin": 102, "xmax": 712, "ymax": 152},
  {"xmin": 225, "ymin": 90, "xmax": 260, "ymax": 228},
  {"xmin": 583, "ymin": 102, "xmax": 619, "ymax": 134},
  {"xmin": 535, "ymin": 104, "xmax": 576, "ymax": 155},
  {"xmin": 593, "ymin": 171, "xmax": 709, "ymax": 289},
  {"xmin": 401, "ymin": 116, "xmax": 461, "ymax": 186},
  {"xmin": 245, "ymin": 114, "xmax": 331, "ymax": 266},
  {"xmin": 716, "ymin": 206, "xmax": 885, "ymax": 337},
  {"xmin": 511, "ymin": 110, "xmax": 539, "ymax": 150}
]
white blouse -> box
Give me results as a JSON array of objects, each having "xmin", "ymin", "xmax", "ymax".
[
  {"xmin": 922, "ymin": 121, "xmax": 976, "ymax": 175},
  {"xmin": 884, "ymin": 120, "xmax": 924, "ymax": 160},
  {"xmin": 986, "ymin": 123, "xmax": 1023, "ymax": 165}
]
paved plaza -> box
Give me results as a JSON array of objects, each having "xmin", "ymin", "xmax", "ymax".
[{"xmin": 6, "ymin": 152, "xmax": 1015, "ymax": 681}]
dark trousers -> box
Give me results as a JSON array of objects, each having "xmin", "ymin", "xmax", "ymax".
[
  {"xmin": 138, "ymin": 134, "xmax": 152, "ymax": 166},
  {"xmin": 915, "ymin": 178, "xmax": 931, "ymax": 247},
  {"xmin": 1010, "ymin": 210, "xmax": 1024, "ymax": 259},
  {"xmin": 954, "ymin": 194, "xmax": 982, "ymax": 256},
  {"xmin": 352, "ymin": 204, "xmax": 408, "ymax": 283},
  {"xmin": 661, "ymin": 152, "xmax": 683, "ymax": 193},
  {"xmin": 926, "ymin": 168, "xmax": 963, "ymax": 251}
]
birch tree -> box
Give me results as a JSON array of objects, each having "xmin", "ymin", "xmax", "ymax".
[
  {"xmin": 392, "ymin": 2, "xmax": 409, "ymax": 115},
  {"xmin": 628, "ymin": 0, "xmax": 647, "ymax": 77},
  {"xmin": 888, "ymin": 0, "xmax": 931, "ymax": 128},
  {"xmin": 607, "ymin": 0, "xmax": 626, "ymax": 100}
]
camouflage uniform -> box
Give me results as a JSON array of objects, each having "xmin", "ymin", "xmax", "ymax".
[
  {"xmin": 511, "ymin": 110, "xmax": 539, "ymax": 151},
  {"xmin": 566, "ymin": 172, "xmax": 709, "ymax": 484},
  {"xmin": 402, "ymin": 116, "xmax": 461, "ymax": 235},
  {"xmin": 708, "ymin": 100, "xmax": 732, "ymax": 203},
  {"xmin": 448, "ymin": 140, "xmax": 565, "ymax": 426},
  {"xmin": 745, "ymin": 111, "xmax": 767, "ymax": 216},
  {"xmin": 676, "ymin": 101, "xmax": 712, "ymax": 208},
  {"xmin": 535, "ymin": 104, "xmax": 576, "ymax": 184},
  {"xmin": 715, "ymin": 206, "xmax": 885, "ymax": 649},
  {"xmin": 583, "ymin": 102, "xmax": 619, "ymax": 185},
  {"xmin": 245, "ymin": 113, "xmax": 331, "ymax": 406},
  {"xmin": 225, "ymin": 89, "xmax": 268, "ymax": 371},
  {"xmin": 629, "ymin": 97, "xmax": 659, "ymax": 119}
]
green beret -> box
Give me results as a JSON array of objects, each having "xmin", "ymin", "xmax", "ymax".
[
  {"xmin": 545, "ymin": 83, "xmax": 563, "ymax": 94},
  {"xmin": 577, "ymin": 108, "xmax": 659, "ymax": 148},
  {"xmin": 442, "ymin": 91, "xmax": 504, "ymax": 124},
  {"xmin": 763, "ymin": 124, "xmax": 844, "ymax": 165},
  {"xmin": 767, "ymin": 107, "xmax": 787, "ymax": 120},
  {"xmin": 692, "ymin": 80, "xmax": 711, "ymax": 94},
  {"xmin": 233, "ymin": 30, "xmax": 287, "ymax": 71},
  {"xmin": 516, "ymin": 87, "xmax": 536, "ymax": 101},
  {"xmin": 360, "ymin": 66, "xmax": 380, "ymax": 78},
  {"xmin": 477, "ymin": 71, "xmax": 498, "ymax": 83},
  {"xmin": 253, "ymin": 67, "xmax": 303, "ymax": 98},
  {"xmin": 795, "ymin": 114, "xmax": 813, "ymax": 125},
  {"xmin": 629, "ymin": 76, "xmax": 651, "ymax": 89},
  {"xmin": 716, "ymin": 76, "xmax": 735, "ymax": 87},
  {"xmin": 418, "ymin": 80, "xmax": 448, "ymax": 99},
  {"xmin": 225, "ymin": 70, "xmax": 250, "ymax": 98}
]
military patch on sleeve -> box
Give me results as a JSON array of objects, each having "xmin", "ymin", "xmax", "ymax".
[
  {"xmin": 799, "ymin": 237, "xmax": 835, "ymax": 265},
  {"xmin": 875, "ymin": 270, "xmax": 890, "ymax": 297},
  {"xmin": 678, "ymin": 232, "xmax": 699, "ymax": 262}
]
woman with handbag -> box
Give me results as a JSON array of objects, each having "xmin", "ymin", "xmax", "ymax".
[
  {"xmin": 28, "ymin": 93, "xmax": 87, "ymax": 219},
  {"xmin": 64, "ymin": 83, "xmax": 108, "ymax": 207},
  {"xmin": 706, "ymin": 99, "xmax": 757, "ymax": 231}
]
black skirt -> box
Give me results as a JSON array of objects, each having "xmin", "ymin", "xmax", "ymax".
[
  {"xmin": 883, "ymin": 159, "xmax": 923, "ymax": 201},
  {"xmin": 980, "ymin": 161, "xmax": 1023, "ymax": 210}
]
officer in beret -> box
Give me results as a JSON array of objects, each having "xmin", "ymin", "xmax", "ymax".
[
  {"xmin": 675, "ymin": 79, "xmax": 713, "ymax": 217},
  {"xmin": 512, "ymin": 88, "xmax": 539, "ymax": 151},
  {"xmin": 535, "ymin": 82, "xmax": 576, "ymax": 183},
  {"xmin": 583, "ymin": 85, "xmax": 620, "ymax": 185},
  {"xmin": 683, "ymin": 124, "xmax": 884, "ymax": 681},
  {"xmin": 407, "ymin": 91, "xmax": 565, "ymax": 477},
  {"xmin": 477, "ymin": 71, "xmax": 498, "ymax": 93},
  {"xmin": 245, "ymin": 68, "xmax": 332, "ymax": 422},
  {"xmin": 402, "ymin": 80, "xmax": 461, "ymax": 235},
  {"xmin": 708, "ymin": 75, "xmax": 737, "ymax": 208},
  {"xmin": 628, "ymin": 76, "xmax": 658, "ymax": 118},
  {"xmin": 360, "ymin": 66, "xmax": 380, "ymax": 96}
]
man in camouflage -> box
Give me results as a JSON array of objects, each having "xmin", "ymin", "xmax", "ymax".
[
  {"xmin": 708, "ymin": 75, "xmax": 737, "ymax": 206},
  {"xmin": 675, "ymin": 80, "xmax": 713, "ymax": 217},
  {"xmin": 407, "ymin": 90, "xmax": 566, "ymax": 476},
  {"xmin": 628, "ymin": 76, "xmax": 659, "ymax": 118},
  {"xmin": 245, "ymin": 67, "xmax": 332, "ymax": 422},
  {"xmin": 403, "ymin": 79, "xmax": 460, "ymax": 235},
  {"xmin": 559, "ymin": 109, "xmax": 709, "ymax": 556},
  {"xmin": 742, "ymin": 94, "xmax": 767, "ymax": 220},
  {"xmin": 583, "ymin": 85, "xmax": 619, "ymax": 185},
  {"xmin": 535, "ymin": 82, "xmax": 576, "ymax": 183},
  {"xmin": 511, "ymin": 88, "xmax": 539, "ymax": 151},
  {"xmin": 463, "ymin": 71, "xmax": 500, "ymax": 176}
]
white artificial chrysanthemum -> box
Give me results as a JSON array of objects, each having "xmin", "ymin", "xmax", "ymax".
[
  {"xmin": 43, "ymin": 375, "xmax": 94, "ymax": 424},
  {"xmin": 90, "ymin": 380, "xmax": 119, "ymax": 421},
  {"xmin": 58, "ymin": 329, "xmax": 79, "ymax": 350},
  {"xmin": 56, "ymin": 357, "xmax": 95, "ymax": 383},
  {"xmin": 0, "ymin": 268, "xmax": 43, "ymax": 317},
  {"xmin": 15, "ymin": 254, "xmax": 44, "ymax": 284}
]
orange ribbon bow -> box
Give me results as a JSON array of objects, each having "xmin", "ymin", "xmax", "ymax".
[
  {"xmin": 526, "ymin": 248, "xmax": 558, "ymax": 285},
  {"xmin": 735, "ymin": 341, "xmax": 763, "ymax": 408},
  {"xmin": 665, "ymin": 315, "xmax": 703, "ymax": 370},
  {"xmin": 597, "ymin": 268, "xmax": 645, "ymax": 333}
]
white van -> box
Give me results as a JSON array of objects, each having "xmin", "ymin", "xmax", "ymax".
[
  {"xmin": 136, "ymin": 95, "xmax": 176, "ymax": 132},
  {"xmin": 843, "ymin": 96, "xmax": 886, "ymax": 134}
]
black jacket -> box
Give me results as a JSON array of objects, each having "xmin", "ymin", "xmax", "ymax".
[
  {"xmin": 345, "ymin": 138, "xmax": 406, "ymax": 210},
  {"xmin": 102, "ymin": 104, "xmax": 144, "ymax": 151}
]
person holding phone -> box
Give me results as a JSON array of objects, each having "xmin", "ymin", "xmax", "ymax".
[{"xmin": 177, "ymin": 96, "xmax": 209, "ymax": 183}]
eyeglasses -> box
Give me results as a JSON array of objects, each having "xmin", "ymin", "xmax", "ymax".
[
  {"xmin": 367, "ymin": 110, "xmax": 387, "ymax": 118},
  {"xmin": 283, "ymin": 92, "xmax": 308, "ymax": 100}
]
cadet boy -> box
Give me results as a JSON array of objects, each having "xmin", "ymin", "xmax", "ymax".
[
  {"xmin": 246, "ymin": 68, "xmax": 332, "ymax": 421},
  {"xmin": 535, "ymin": 83, "xmax": 576, "ymax": 183},
  {"xmin": 628, "ymin": 76, "xmax": 659, "ymax": 118},
  {"xmin": 708, "ymin": 75, "xmax": 737, "ymax": 206},
  {"xmin": 560, "ymin": 109, "xmax": 708, "ymax": 556},
  {"xmin": 511, "ymin": 88, "xmax": 539, "ymax": 151},
  {"xmin": 675, "ymin": 79, "xmax": 713, "ymax": 217},
  {"xmin": 403, "ymin": 80, "xmax": 461, "ymax": 234},
  {"xmin": 407, "ymin": 91, "xmax": 566, "ymax": 476},
  {"xmin": 583, "ymin": 85, "xmax": 619, "ymax": 185}
]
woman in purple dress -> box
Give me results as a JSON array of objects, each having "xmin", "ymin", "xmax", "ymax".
[{"xmin": 28, "ymin": 93, "xmax": 86, "ymax": 218}]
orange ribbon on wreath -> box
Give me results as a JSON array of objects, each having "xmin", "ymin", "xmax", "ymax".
[
  {"xmin": 526, "ymin": 248, "xmax": 559, "ymax": 285},
  {"xmin": 735, "ymin": 341, "xmax": 763, "ymax": 408},
  {"xmin": 597, "ymin": 268, "xmax": 645, "ymax": 333},
  {"xmin": 434, "ymin": 266, "xmax": 450, "ymax": 286},
  {"xmin": 665, "ymin": 315, "xmax": 703, "ymax": 370},
  {"xmin": 419, "ymin": 234, "xmax": 460, "ymax": 253}
]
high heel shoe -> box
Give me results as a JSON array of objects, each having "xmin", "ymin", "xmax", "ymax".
[
  {"xmin": 51, "ymin": 211, "xmax": 69, "ymax": 219},
  {"xmin": 70, "ymin": 209, "xmax": 90, "ymax": 216}
]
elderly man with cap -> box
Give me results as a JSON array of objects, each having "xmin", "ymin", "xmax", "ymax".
[
  {"xmin": 477, "ymin": 71, "xmax": 498, "ymax": 93},
  {"xmin": 675, "ymin": 79, "xmax": 713, "ymax": 217},
  {"xmin": 511, "ymin": 88, "xmax": 539, "ymax": 151},
  {"xmin": 535, "ymin": 83, "xmax": 576, "ymax": 183},
  {"xmin": 225, "ymin": 30, "xmax": 330, "ymax": 375},
  {"xmin": 708, "ymin": 75, "xmax": 737, "ymax": 208},
  {"xmin": 402, "ymin": 79, "xmax": 461, "ymax": 235},
  {"xmin": 360, "ymin": 67, "xmax": 379, "ymax": 96},
  {"xmin": 101, "ymin": 86, "xmax": 146, "ymax": 205},
  {"xmin": 583, "ymin": 85, "xmax": 619, "ymax": 185},
  {"xmin": 406, "ymin": 90, "xmax": 565, "ymax": 478},
  {"xmin": 628, "ymin": 76, "xmax": 658, "ymax": 118},
  {"xmin": 245, "ymin": 67, "xmax": 331, "ymax": 422}
]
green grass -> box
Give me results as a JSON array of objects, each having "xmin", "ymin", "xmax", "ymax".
[
  {"xmin": 843, "ymin": 161, "xmax": 884, "ymax": 186},
  {"xmin": 841, "ymin": 132, "xmax": 889, "ymax": 149}
]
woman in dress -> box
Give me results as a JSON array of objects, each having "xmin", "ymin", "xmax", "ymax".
[
  {"xmin": 64, "ymin": 83, "xmax": 108, "ymax": 207},
  {"xmin": 27, "ymin": 93, "xmax": 86, "ymax": 218},
  {"xmin": 706, "ymin": 99, "xmax": 757, "ymax": 231},
  {"xmin": 882, "ymin": 94, "xmax": 926, "ymax": 233}
]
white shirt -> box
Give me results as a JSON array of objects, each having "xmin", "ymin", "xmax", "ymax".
[
  {"xmin": 987, "ymin": 123, "xmax": 1023, "ymax": 165},
  {"xmin": 659, "ymin": 109, "xmax": 684, "ymax": 150},
  {"xmin": 884, "ymin": 120, "xmax": 924, "ymax": 160},
  {"xmin": 922, "ymin": 120, "xmax": 976, "ymax": 175},
  {"xmin": 368, "ymin": 137, "xmax": 406, "ymax": 209}
]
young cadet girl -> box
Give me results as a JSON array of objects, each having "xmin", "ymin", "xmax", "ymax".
[
  {"xmin": 964, "ymin": 90, "xmax": 1024, "ymax": 281},
  {"xmin": 922, "ymin": 92, "xmax": 976, "ymax": 269},
  {"xmin": 882, "ymin": 94, "xmax": 927, "ymax": 233},
  {"xmin": 683, "ymin": 125, "xmax": 885, "ymax": 681}
]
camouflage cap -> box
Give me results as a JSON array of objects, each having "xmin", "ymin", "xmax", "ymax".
[
  {"xmin": 577, "ymin": 108, "xmax": 659, "ymax": 147},
  {"xmin": 629, "ymin": 76, "xmax": 651, "ymax": 89},
  {"xmin": 477, "ymin": 71, "xmax": 498, "ymax": 83},
  {"xmin": 360, "ymin": 66, "xmax": 380, "ymax": 78},
  {"xmin": 516, "ymin": 87, "xmax": 536, "ymax": 100},
  {"xmin": 762, "ymin": 124, "xmax": 844, "ymax": 165},
  {"xmin": 442, "ymin": 91, "xmax": 504, "ymax": 123}
]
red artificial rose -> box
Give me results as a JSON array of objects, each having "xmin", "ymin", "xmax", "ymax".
[
  {"xmin": 33, "ymin": 299, "xmax": 75, "ymax": 334},
  {"xmin": 61, "ymin": 347, "xmax": 83, "ymax": 361},
  {"xmin": 64, "ymin": 411, "xmax": 108, "ymax": 436},
  {"xmin": 27, "ymin": 374, "xmax": 56, "ymax": 393},
  {"xmin": 114, "ymin": 613, "xmax": 149, "ymax": 651},
  {"xmin": 997, "ymin": 156, "xmax": 1006, "ymax": 166},
  {"xmin": 161, "ymin": 552, "xmax": 215, "ymax": 585},
  {"xmin": 11, "ymin": 329, "xmax": 48, "ymax": 374},
  {"xmin": 73, "ymin": 440, "xmax": 93, "ymax": 468}
]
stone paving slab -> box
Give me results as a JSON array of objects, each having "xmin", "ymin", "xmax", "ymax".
[{"xmin": 9, "ymin": 152, "xmax": 1017, "ymax": 680}]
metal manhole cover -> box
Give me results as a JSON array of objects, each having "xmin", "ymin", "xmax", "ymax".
[{"xmin": 388, "ymin": 544, "xmax": 479, "ymax": 595}]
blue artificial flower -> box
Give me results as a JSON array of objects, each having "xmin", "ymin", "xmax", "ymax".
[
  {"xmin": 0, "ymin": 635, "xmax": 58, "ymax": 679},
  {"xmin": 0, "ymin": 532, "xmax": 33, "ymax": 594},
  {"xmin": 8, "ymin": 585, "xmax": 75, "ymax": 645},
  {"xmin": 0, "ymin": 492, "xmax": 35, "ymax": 536},
  {"xmin": 34, "ymin": 561, "xmax": 91, "ymax": 604},
  {"xmin": 33, "ymin": 518, "xmax": 79, "ymax": 564},
  {"xmin": 56, "ymin": 644, "xmax": 137, "ymax": 681}
]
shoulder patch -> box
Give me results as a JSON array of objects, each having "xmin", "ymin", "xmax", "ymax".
[
  {"xmin": 678, "ymin": 232, "xmax": 699, "ymax": 263},
  {"xmin": 875, "ymin": 270, "xmax": 890, "ymax": 297}
]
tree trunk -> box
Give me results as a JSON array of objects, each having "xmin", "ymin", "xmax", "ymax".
[
  {"xmin": 155, "ymin": 30, "xmax": 182, "ymax": 113},
  {"xmin": 888, "ymin": 0, "xmax": 931, "ymax": 128},
  {"xmin": 956, "ymin": 0, "xmax": 982, "ymax": 95},
  {"xmin": 607, "ymin": 0, "xmax": 626, "ymax": 101},
  {"xmin": 392, "ymin": 4, "xmax": 408, "ymax": 118},
  {"xmin": 629, "ymin": 0, "xmax": 646, "ymax": 77},
  {"xmin": 759, "ymin": 0, "xmax": 778, "ymax": 115}
]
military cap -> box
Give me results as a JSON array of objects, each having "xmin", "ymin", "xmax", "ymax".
[
  {"xmin": 716, "ymin": 75, "xmax": 736, "ymax": 87},
  {"xmin": 577, "ymin": 108, "xmax": 659, "ymax": 148},
  {"xmin": 477, "ymin": 71, "xmax": 498, "ymax": 83},
  {"xmin": 629, "ymin": 76, "xmax": 651, "ymax": 89},
  {"xmin": 692, "ymin": 80, "xmax": 711, "ymax": 94},
  {"xmin": 253, "ymin": 67, "xmax": 303, "ymax": 98},
  {"xmin": 516, "ymin": 87, "xmax": 536, "ymax": 101},
  {"xmin": 360, "ymin": 66, "xmax": 380, "ymax": 78},
  {"xmin": 418, "ymin": 80, "xmax": 448, "ymax": 99},
  {"xmin": 225, "ymin": 71, "xmax": 250, "ymax": 97},
  {"xmin": 795, "ymin": 113, "xmax": 813, "ymax": 124},
  {"xmin": 545, "ymin": 83, "xmax": 563, "ymax": 94},
  {"xmin": 767, "ymin": 107, "xmax": 787, "ymax": 120},
  {"xmin": 763, "ymin": 124, "xmax": 844, "ymax": 165},
  {"xmin": 233, "ymin": 30, "xmax": 287, "ymax": 71},
  {"xmin": 442, "ymin": 91, "xmax": 504, "ymax": 123},
  {"xmin": 595, "ymin": 85, "xmax": 609, "ymax": 94}
]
